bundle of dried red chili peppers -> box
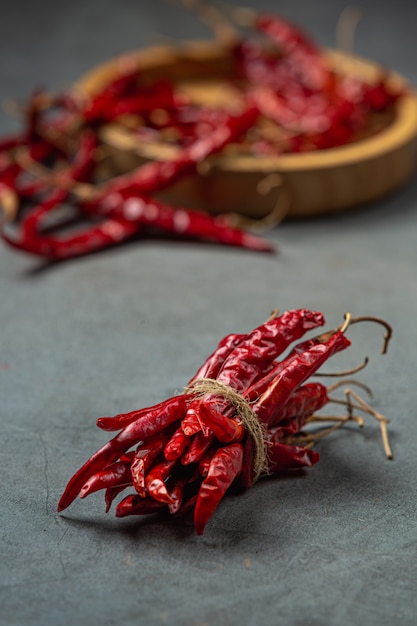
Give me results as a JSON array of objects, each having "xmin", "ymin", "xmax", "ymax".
[
  {"xmin": 0, "ymin": 6, "xmax": 402, "ymax": 260},
  {"xmin": 58, "ymin": 308, "xmax": 393, "ymax": 535}
]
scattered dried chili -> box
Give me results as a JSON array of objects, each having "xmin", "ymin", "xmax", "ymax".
[{"xmin": 0, "ymin": 7, "xmax": 403, "ymax": 261}]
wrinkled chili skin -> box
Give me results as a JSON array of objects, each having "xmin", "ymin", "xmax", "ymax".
[
  {"xmin": 267, "ymin": 442, "xmax": 320, "ymax": 473},
  {"xmin": 115, "ymin": 494, "xmax": 167, "ymax": 517},
  {"xmin": 199, "ymin": 309, "xmax": 325, "ymax": 419},
  {"xmin": 194, "ymin": 443, "xmax": 244, "ymax": 535},
  {"xmin": 96, "ymin": 396, "xmax": 182, "ymax": 432},
  {"xmin": 188, "ymin": 333, "xmax": 246, "ymax": 383},
  {"xmin": 267, "ymin": 381, "xmax": 329, "ymax": 428},
  {"xmin": 145, "ymin": 459, "xmax": 177, "ymax": 504},
  {"xmin": 254, "ymin": 332, "xmax": 350, "ymax": 425},
  {"xmin": 215, "ymin": 309, "xmax": 325, "ymax": 393},
  {"xmin": 57, "ymin": 307, "xmax": 375, "ymax": 535},
  {"xmin": 79, "ymin": 461, "xmax": 133, "ymax": 499},
  {"xmin": 181, "ymin": 432, "xmax": 215, "ymax": 466},
  {"xmin": 57, "ymin": 395, "xmax": 186, "ymax": 512},
  {"xmin": 164, "ymin": 428, "xmax": 191, "ymax": 461},
  {"xmin": 199, "ymin": 401, "xmax": 245, "ymax": 443},
  {"xmin": 131, "ymin": 431, "xmax": 171, "ymax": 497},
  {"xmin": 243, "ymin": 336, "xmax": 326, "ymax": 403}
]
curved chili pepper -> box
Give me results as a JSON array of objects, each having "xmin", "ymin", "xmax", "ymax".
[
  {"xmin": 164, "ymin": 428, "xmax": 191, "ymax": 461},
  {"xmin": 131, "ymin": 431, "xmax": 171, "ymax": 497},
  {"xmin": 96, "ymin": 396, "xmax": 183, "ymax": 432},
  {"xmin": 93, "ymin": 105, "xmax": 258, "ymax": 200},
  {"xmin": 2, "ymin": 210, "xmax": 141, "ymax": 260},
  {"xmin": 249, "ymin": 84, "xmax": 357, "ymax": 150},
  {"xmin": 57, "ymin": 395, "xmax": 186, "ymax": 512},
  {"xmin": 79, "ymin": 461, "xmax": 132, "ymax": 499},
  {"xmin": 82, "ymin": 66, "xmax": 140, "ymax": 125},
  {"xmin": 181, "ymin": 406, "xmax": 206, "ymax": 437},
  {"xmin": 267, "ymin": 381, "xmax": 328, "ymax": 429},
  {"xmin": 198, "ymin": 449, "xmax": 215, "ymax": 477},
  {"xmin": 243, "ymin": 336, "xmax": 327, "ymax": 404},
  {"xmin": 198, "ymin": 401, "xmax": 245, "ymax": 443},
  {"xmin": 145, "ymin": 459, "xmax": 177, "ymax": 504},
  {"xmin": 115, "ymin": 494, "xmax": 167, "ymax": 517},
  {"xmin": 194, "ymin": 443, "xmax": 244, "ymax": 535},
  {"xmin": 199, "ymin": 309, "xmax": 325, "ymax": 419},
  {"xmin": 254, "ymin": 13, "xmax": 332, "ymax": 91},
  {"xmin": 217, "ymin": 309, "xmax": 325, "ymax": 392},
  {"xmin": 116, "ymin": 194, "xmax": 274, "ymax": 253},
  {"xmin": 188, "ymin": 333, "xmax": 246, "ymax": 383},
  {"xmin": 167, "ymin": 467, "xmax": 199, "ymax": 514},
  {"xmin": 105, "ymin": 485, "xmax": 130, "ymax": 513},
  {"xmin": 181, "ymin": 431, "xmax": 215, "ymax": 466},
  {"xmin": 86, "ymin": 82, "xmax": 184, "ymax": 124},
  {"xmin": 254, "ymin": 331, "xmax": 350, "ymax": 425},
  {"xmin": 267, "ymin": 442, "xmax": 320, "ymax": 473}
]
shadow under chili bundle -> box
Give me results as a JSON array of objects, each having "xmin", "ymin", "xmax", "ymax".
[{"xmin": 58, "ymin": 308, "xmax": 393, "ymax": 535}]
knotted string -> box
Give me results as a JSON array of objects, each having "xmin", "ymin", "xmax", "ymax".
[{"xmin": 184, "ymin": 377, "xmax": 269, "ymax": 481}]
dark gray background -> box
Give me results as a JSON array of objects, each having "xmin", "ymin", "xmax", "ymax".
[{"xmin": 1, "ymin": 1, "xmax": 417, "ymax": 625}]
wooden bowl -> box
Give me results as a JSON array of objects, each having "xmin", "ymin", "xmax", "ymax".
[{"xmin": 77, "ymin": 40, "xmax": 417, "ymax": 223}]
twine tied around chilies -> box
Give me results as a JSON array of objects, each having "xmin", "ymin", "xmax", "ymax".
[{"xmin": 184, "ymin": 378, "xmax": 269, "ymax": 481}]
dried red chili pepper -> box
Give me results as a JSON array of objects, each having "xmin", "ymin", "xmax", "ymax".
[
  {"xmin": 115, "ymin": 494, "xmax": 167, "ymax": 517},
  {"xmin": 254, "ymin": 12, "xmax": 333, "ymax": 91},
  {"xmin": 180, "ymin": 431, "xmax": 215, "ymax": 465},
  {"xmin": 2, "ymin": 209, "xmax": 141, "ymax": 260},
  {"xmin": 57, "ymin": 395, "xmax": 186, "ymax": 512},
  {"xmin": 197, "ymin": 309, "xmax": 325, "ymax": 420},
  {"xmin": 189, "ymin": 333, "xmax": 246, "ymax": 383},
  {"xmin": 193, "ymin": 443, "xmax": 244, "ymax": 535},
  {"xmin": 58, "ymin": 309, "xmax": 392, "ymax": 535},
  {"xmin": 267, "ymin": 442, "xmax": 320, "ymax": 473},
  {"xmin": 267, "ymin": 382, "xmax": 329, "ymax": 430},
  {"xmin": 1, "ymin": 8, "xmax": 404, "ymax": 260},
  {"xmin": 79, "ymin": 460, "xmax": 133, "ymax": 499},
  {"xmin": 82, "ymin": 66, "xmax": 140, "ymax": 124},
  {"xmin": 115, "ymin": 194, "xmax": 274, "ymax": 252},
  {"xmin": 145, "ymin": 459, "xmax": 177, "ymax": 504},
  {"xmin": 164, "ymin": 428, "xmax": 191, "ymax": 461},
  {"xmin": 96, "ymin": 396, "xmax": 183, "ymax": 432},
  {"xmin": 215, "ymin": 309, "xmax": 325, "ymax": 391},
  {"xmin": 93, "ymin": 105, "xmax": 258, "ymax": 200},
  {"xmin": 198, "ymin": 401, "xmax": 245, "ymax": 443},
  {"xmin": 130, "ymin": 431, "xmax": 171, "ymax": 497},
  {"xmin": 253, "ymin": 331, "xmax": 350, "ymax": 426}
]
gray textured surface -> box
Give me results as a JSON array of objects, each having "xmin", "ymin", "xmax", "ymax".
[{"xmin": 1, "ymin": 1, "xmax": 417, "ymax": 625}]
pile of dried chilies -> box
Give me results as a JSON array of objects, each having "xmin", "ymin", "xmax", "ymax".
[
  {"xmin": 0, "ymin": 6, "xmax": 403, "ymax": 260},
  {"xmin": 58, "ymin": 308, "xmax": 393, "ymax": 535}
]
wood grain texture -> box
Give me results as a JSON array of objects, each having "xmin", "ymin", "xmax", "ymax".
[{"xmin": 76, "ymin": 41, "xmax": 417, "ymax": 221}]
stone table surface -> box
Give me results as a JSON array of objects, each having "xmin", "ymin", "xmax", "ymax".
[{"xmin": 1, "ymin": 1, "xmax": 417, "ymax": 624}]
